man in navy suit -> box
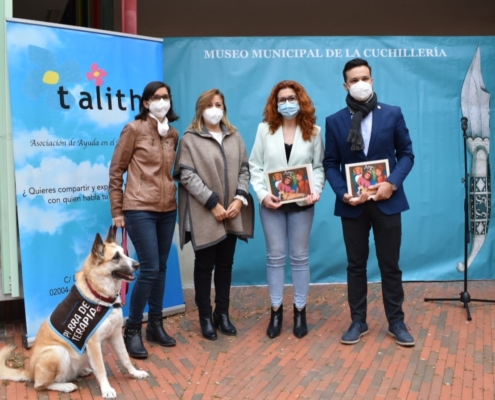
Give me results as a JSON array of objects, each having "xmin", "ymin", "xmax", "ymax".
[{"xmin": 323, "ymin": 58, "xmax": 415, "ymax": 347}]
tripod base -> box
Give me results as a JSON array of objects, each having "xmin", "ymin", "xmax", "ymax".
[{"xmin": 424, "ymin": 292, "xmax": 495, "ymax": 321}]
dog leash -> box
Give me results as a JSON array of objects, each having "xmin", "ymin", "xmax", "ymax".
[
  {"xmin": 113, "ymin": 225, "xmax": 130, "ymax": 306},
  {"xmin": 120, "ymin": 227, "xmax": 130, "ymax": 306}
]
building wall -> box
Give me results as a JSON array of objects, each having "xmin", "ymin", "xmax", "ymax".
[
  {"xmin": 137, "ymin": 0, "xmax": 495, "ymax": 37},
  {"xmin": 10, "ymin": 1, "xmax": 495, "ymax": 39}
]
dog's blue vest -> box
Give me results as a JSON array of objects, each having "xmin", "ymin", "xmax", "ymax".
[{"xmin": 49, "ymin": 284, "xmax": 115, "ymax": 354}]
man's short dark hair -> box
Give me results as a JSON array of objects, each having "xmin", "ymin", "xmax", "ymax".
[{"xmin": 343, "ymin": 58, "xmax": 372, "ymax": 83}]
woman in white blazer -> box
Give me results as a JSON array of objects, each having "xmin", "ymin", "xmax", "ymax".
[{"xmin": 249, "ymin": 80, "xmax": 325, "ymax": 339}]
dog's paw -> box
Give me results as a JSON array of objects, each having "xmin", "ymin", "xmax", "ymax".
[
  {"xmin": 62, "ymin": 383, "xmax": 78, "ymax": 393},
  {"xmin": 132, "ymin": 370, "xmax": 149, "ymax": 379},
  {"xmin": 79, "ymin": 368, "xmax": 93, "ymax": 377},
  {"xmin": 100, "ymin": 385, "xmax": 117, "ymax": 399},
  {"xmin": 46, "ymin": 382, "xmax": 78, "ymax": 393}
]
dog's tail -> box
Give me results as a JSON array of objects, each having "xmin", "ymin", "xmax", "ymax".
[{"xmin": 0, "ymin": 345, "xmax": 29, "ymax": 382}]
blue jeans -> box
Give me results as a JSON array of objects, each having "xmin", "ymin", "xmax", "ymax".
[
  {"xmin": 259, "ymin": 205, "xmax": 314, "ymax": 309},
  {"xmin": 124, "ymin": 210, "xmax": 177, "ymax": 326}
]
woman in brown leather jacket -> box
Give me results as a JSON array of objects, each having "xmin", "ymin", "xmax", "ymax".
[{"xmin": 109, "ymin": 81, "xmax": 179, "ymax": 359}]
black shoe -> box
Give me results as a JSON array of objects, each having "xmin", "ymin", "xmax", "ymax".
[
  {"xmin": 199, "ymin": 316, "xmax": 218, "ymax": 341},
  {"xmin": 267, "ymin": 304, "xmax": 283, "ymax": 339},
  {"xmin": 293, "ymin": 305, "xmax": 308, "ymax": 338},
  {"xmin": 124, "ymin": 327, "xmax": 148, "ymax": 359},
  {"xmin": 213, "ymin": 310, "xmax": 237, "ymax": 336},
  {"xmin": 341, "ymin": 321, "xmax": 369, "ymax": 345},
  {"xmin": 388, "ymin": 321, "xmax": 415, "ymax": 347},
  {"xmin": 146, "ymin": 318, "xmax": 176, "ymax": 347}
]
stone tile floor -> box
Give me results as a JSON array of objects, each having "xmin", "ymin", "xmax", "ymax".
[{"xmin": 1, "ymin": 281, "xmax": 495, "ymax": 399}]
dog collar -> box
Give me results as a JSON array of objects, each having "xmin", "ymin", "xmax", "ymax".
[{"xmin": 85, "ymin": 279, "xmax": 118, "ymax": 304}]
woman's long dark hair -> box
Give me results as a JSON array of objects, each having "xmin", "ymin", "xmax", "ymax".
[{"xmin": 135, "ymin": 81, "xmax": 179, "ymax": 122}]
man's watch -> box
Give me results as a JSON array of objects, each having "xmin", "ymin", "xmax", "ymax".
[{"xmin": 388, "ymin": 181, "xmax": 397, "ymax": 191}]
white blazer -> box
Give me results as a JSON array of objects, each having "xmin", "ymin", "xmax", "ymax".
[{"xmin": 249, "ymin": 122, "xmax": 325, "ymax": 205}]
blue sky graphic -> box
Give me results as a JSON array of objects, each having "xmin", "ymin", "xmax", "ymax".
[{"xmin": 7, "ymin": 21, "xmax": 182, "ymax": 338}]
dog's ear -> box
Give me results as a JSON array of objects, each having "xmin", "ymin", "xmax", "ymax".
[
  {"xmin": 92, "ymin": 233, "xmax": 105, "ymax": 259},
  {"xmin": 106, "ymin": 226, "xmax": 116, "ymax": 244}
]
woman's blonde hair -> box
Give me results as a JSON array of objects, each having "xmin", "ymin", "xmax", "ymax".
[{"xmin": 188, "ymin": 89, "xmax": 236, "ymax": 133}]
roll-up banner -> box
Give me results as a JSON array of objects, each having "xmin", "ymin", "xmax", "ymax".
[
  {"xmin": 162, "ymin": 36, "xmax": 495, "ymax": 284},
  {"xmin": 6, "ymin": 19, "xmax": 184, "ymax": 345}
]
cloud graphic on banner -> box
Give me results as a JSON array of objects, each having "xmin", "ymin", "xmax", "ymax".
[
  {"xmin": 16, "ymin": 156, "xmax": 110, "ymax": 202},
  {"xmin": 13, "ymin": 127, "xmax": 74, "ymax": 165},
  {"xmin": 7, "ymin": 25, "xmax": 62, "ymax": 50},
  {"xmin": 23, "ymin": 45, "xmax": 82, "ymax": 109},
  {"xmin": 87, "ymin": 100, "xmax": 132, "ymax": 127},
  {"xmin": 73, "ymin": 236, "xmax": 91, "ymax": 260},
  {"xmin": 17, "ymin": 200, "xmax": 82, "ymax": 235}
]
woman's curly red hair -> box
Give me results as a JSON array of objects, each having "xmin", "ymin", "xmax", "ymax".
[{"xmin": 263, "ymin": 80, "xmax": 316, "ymax": 141}]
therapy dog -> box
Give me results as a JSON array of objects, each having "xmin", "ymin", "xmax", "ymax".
[{"xmin": 0, "ymin": 227, "xmax": 149, "ymax": 398}]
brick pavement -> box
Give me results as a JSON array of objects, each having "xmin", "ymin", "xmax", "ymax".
[{"xmin": 1, "ymin": 281, "xmax": 495, "ymax": 399}]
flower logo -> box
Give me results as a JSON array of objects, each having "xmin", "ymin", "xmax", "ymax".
[
  {"xmin": 22, "ymin": 45, "xmax": 82, "ymax": 109},
  {"xmin": 86, "ymin": 63, "xmax": 107, "ymax": 86}
]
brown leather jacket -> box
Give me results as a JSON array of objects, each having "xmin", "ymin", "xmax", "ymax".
[{"xmin": 109, "ymin": 116, "xmax": 178, "ymax": 217}]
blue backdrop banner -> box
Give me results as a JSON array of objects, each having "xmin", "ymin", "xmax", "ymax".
[
  {"xmin": 7, "ymin": 20, "xmax": 184, "ymax": 342},
  {"xmin": 163, "ymin": 36, "xmax": 495, "ymax": 284}
]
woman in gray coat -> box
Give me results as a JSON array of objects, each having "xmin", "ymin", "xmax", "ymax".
[{"xmin": 174, "ymin": 89, "xmax": 254, "ymax": 340}]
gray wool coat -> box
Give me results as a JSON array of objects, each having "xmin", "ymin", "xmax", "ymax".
[{"xmin": 173, "ymin": 125, "xmax": 254, "ymax": 251}]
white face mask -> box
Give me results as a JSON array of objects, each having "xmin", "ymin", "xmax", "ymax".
[
  {"xmin": 203, "ymin": 107, "xmax": 224, "ymax": 125},
  {"xmin": 349, "ymin": 81, "xmax": 373, "ymax": 101},
  {"xmin": 148, "ymin": 99, "xmax": 170, "ymax": 119}
]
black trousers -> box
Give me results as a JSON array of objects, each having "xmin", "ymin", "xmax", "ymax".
[
  {"xmin": 194, "ymin": 234, "xmax": 237, "ymax": 317},
  {"xmin": 341, "ymin": 201, "xmax": 405, "ymax": 325}
]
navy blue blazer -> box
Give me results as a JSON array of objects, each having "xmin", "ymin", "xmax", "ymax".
[{"xmin": 323, "ymin": 102, "xmax": 414, "ymax": 218}]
